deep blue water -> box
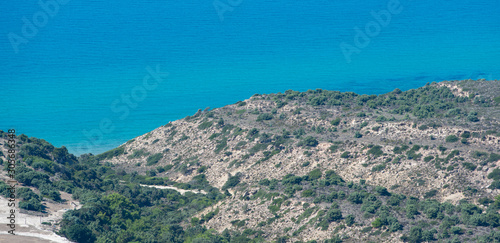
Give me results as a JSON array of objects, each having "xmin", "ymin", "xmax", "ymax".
[{"xmin": 1, "ymin": 0, "xmax": 499, "ymax": 155}]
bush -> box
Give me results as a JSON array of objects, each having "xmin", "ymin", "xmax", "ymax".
[
  {"xmin": 331, "ymin": 118, "xmax": 341, "ymax": 126},
  {"xmin": 256, "ymin": 113, "xmax": 273, "ymax": 121},
  {"xmin": 146, "ymin": 153, "xmax": 163, "ymax": 166},
  {"xmin": 450, "ymin": 226, "xmax": 463, "ymax": 235},
  {"xmin": 198, "ymin": 121, "xmax": 213, "ymax": 130},
  {"xmin": 489, "ymin": 181, "xmax": 500, "ymax": 189},
  {"xmin": 462, "ymin": 162, "xmax": 477, "ymax": 171},
  {"xmin": 348, "ymin": 192, "xmax": 365, "ymax": 204},
  {"xmin": 372, "ymin": 218, "xmax": 382, "ymax": 228},
  {"xmin": 487, "ymin": 168, "xmax": 500, "ymax": 181},
  {"xmin": 345, "ymin": 214, "xmax": 355, "ymax": 226},
  {"xmin": 326, "ymin": 209, "xmax": 342, "ymax": 222},
  {"xmin": 445, "ymin": 135, "xmax": 459, "ymax": 143},
  {"xmin": 424, "ymin": 189, "xmax": 438, "ymax": 199},
  {"xmin": 298, "ymin": 136, "xmax": 319, "ymax": 147},
  {"xmin": 96, "ymin": 147, "xmax": 125, "ymax": 161},
  {"xmin": 393, "ymin": 145, "xmax": 409, "ymax": 154},
  {"xmin": 418, "ymin": 125, "xmax": 428, "ymax": 130},
  {"xmin": 488, "ymin": 153, "xmax": 500, "ymax": 163},
  {"xmin": 367, "ymin": 145, "xmax": 383, "ymax": 158},
  {"xmin": 339, "ymin": 151, "xmax": 351, "ymax": 159},
  {"xmin": 222, "ymin": 174, "xmax": 240, "ymax": 190},
  {"xmin": 301, "ymin": 189, "xmax": 315, "ymax": 197},
  {"xmin": 64, "ymin": 225, "xmax": 96, "ymax": 243},
  {"xmin": 374, "ymin": 186, "xmax": 391, "ymax": 196},
  {"xmin": 329, "ymin": 145, "xmax": 339, "ymax": 153},
  {"xmin": 306, "ymin": 169, "xmax": 322, "ymax": 181},
  {"xmin": 372, "ymin": 164, "xmax": 386, "ymax": 172},
  {"xmin": 468, "ymin": 112, "xmax": 480, "ymax": 122}
]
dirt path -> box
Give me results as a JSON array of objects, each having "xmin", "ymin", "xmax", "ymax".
[{"xmin": 140, "ymin": 184, "xmax": 207, "ymax": 195}]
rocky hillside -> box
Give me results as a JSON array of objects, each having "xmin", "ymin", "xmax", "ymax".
[
  {"xmin": 98, "ymin": 79, "xmax": 500, "ymax": 242},
  {"xmin": 2, "ymin": 79, "xmax": 500, "ymax": 242}
]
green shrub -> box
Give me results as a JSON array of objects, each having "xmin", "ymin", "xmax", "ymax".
[
  {"xmin": 462, "ymin": 162, "xmax": 477, "ymax": 171},
  {"xmin": 197, "ymin": 166, "xmax": 208, "ymax": 173},
  {"xmin": 198, "ymin": 121, "xmax": 213, "ymax": 130},
  {"xmin": 298, "ymin": 136, "xmax": 319, "ymax": 147},
  {"xmin": 393, "ymin": 145, "xmax": 409, "ymax": 154},
  {"xmin": 307, "ymin": 169, "xmax": 322, "ymax": 181},
  {"xmin": 367, "ymin": 145, "xmax": 383, "ymax": 158},
  {"xmin": 96, "ymin": 147, "xmax": 125, "ymax": 161},
  {"xmin": 127, "ymin": 149, "xmax": 150, "ymax": 159},
  {"xmin": 256, "ymin": 113, "xmax": 273, "ymax": 121},
  {"xmin": 222, "ymin": 174, "xmax": 240, "ymax": 190},
  {"xmin": 348, "ymin": 192, "xmax": 365, "ymax": 204},
  {"xmin": 329, "ymin": 145, "xmax": 339, "ymax": 153},
  {"xmin": 488, "ymin": 153, "xmax": 500, "ymax": 163},
  {"xmin": 424, "ymin": 156, "xmax": 434, "ymax": 162},
  {"xmin": 214, "ymin": 138, "xmax": 228, "ymax": 153},
  {"xmin": 372, "ymin": 218, "xmax": 382, "ymax": 228},
  {"xmin": 424, "ymin": 189, "xmax": 438, "ymax": 198},
  {"xmin": 146, "ymin": 153, "xmax": 163, "ymax": 166},
  {"xmin": 340, "ymin": 152, "xmax": 350, "ymax": 159},
  {"xmin": 450, "ymin": 226, "xmax": 463, "ymax": 235},
  {"xmin": 418, "ymin": 125, "xmax": 428, "ymax": 130},
  {"xmin": 438, "ymin": 145, "xmax": 447, "ymax": 154},
  {"xmin": 372, "ymin": 164, "xmax": 386, "ymax": 172},
  {"xmin": 64, "ymin": 225, "xmax": 96, "ymax": 243},
  {"xmin": 331, "ymin": 118, "xmax": 341, "ymax": 126},
  {"xmin": 374, "ymin": 186, "xmax": 390, "ymax": 196},
  {"xmin": 326, "ymin": 209, "xmax": 342, "ymax": 222},
  {"xmin": 445, "ymin": 135, "xmax": 459, "ymax": 143},
  {"xmin": 301, "ymin": 189, "xmax": 315, "ymax": 197},
  {"xmin": 489, "ymin": 181, "xmax": 500, "ymax": 189},
  {"xmin": 345, "ymin": 214, "xmax": 355, "ymax": 226},
  {"xmin": 487, "ymin": 168, "xmax": 500, "ymax": 181},
  {"xmin": 461, "ymin": 131, "xmax": 471, "ymax": 138},
  {"xmin": 468, "ymin": 112, "xmax": 480, "ymax": 122}
]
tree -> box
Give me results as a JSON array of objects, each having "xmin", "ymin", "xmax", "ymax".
[
  {"xmin": 65, "ymin": 224, "xmax": 96, "ymax": 243},
  {"xmin": 345, "ymin": 214, "xmax": 355, "ymax": 226},
  {"xmin": 326, "ymin": 209, "xmax": 342, "ymax": 222},
  {"xmin": 374, "ymin": 186, "xmax": 391, "ymax": 196},
  {"xmin": 408, "ymin": 226, "xmax": 423, "ymax": 243},
  {"xmin": 372, "ymin": 218, "xmax": 382, "ymax": 228}
]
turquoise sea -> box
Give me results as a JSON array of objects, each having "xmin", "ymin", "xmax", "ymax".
[{"xmin": 1, "ymin": 0, "xmax": 499, "ymax": 155}]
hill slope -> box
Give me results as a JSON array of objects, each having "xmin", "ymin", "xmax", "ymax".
[{"xmin": 2, "ymin": 79, "xmax": 500, "ymax": 242}]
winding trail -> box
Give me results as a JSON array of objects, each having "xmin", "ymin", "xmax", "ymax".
[{"xmin": 139, "ymin": 184, "xmax": 207, "ymax": 195}]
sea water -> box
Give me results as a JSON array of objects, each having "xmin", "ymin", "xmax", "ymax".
[{"xmin": 1, "ymin": 0, "xmax": 499, "ymax": 155}]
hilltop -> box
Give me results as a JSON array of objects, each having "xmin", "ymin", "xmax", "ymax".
[{"xmin": 1, "ymin": 79, "xmax": 500, "ymax": 242}]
